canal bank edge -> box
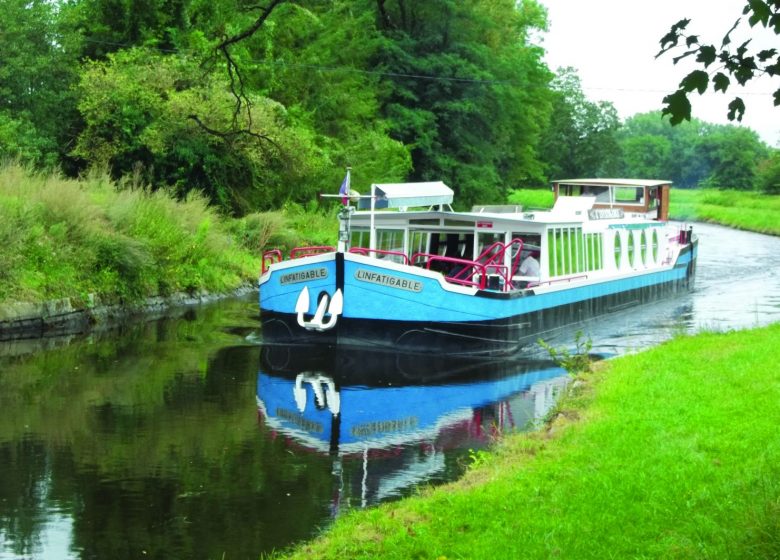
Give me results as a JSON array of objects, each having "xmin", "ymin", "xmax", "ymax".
[{"xmin": 0, "ymin": 282, "xmax": 258, "ymax": 344}]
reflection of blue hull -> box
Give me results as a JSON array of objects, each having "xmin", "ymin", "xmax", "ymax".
[
  {"xmin": 256, "ymin": 349, "xmax": 567, "ymax": 454},
  {"xmin": 260, "ymin": 244, "xmax": 698, "ymax": 356}
]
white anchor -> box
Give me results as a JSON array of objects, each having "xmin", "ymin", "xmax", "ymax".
[
  {"xmin": 295, "ymin": 286, "xmax": 343, "ymax": 331},
  {"xmin": 293, "ymin": 372, "xmax": 341, "ymax": 416}
]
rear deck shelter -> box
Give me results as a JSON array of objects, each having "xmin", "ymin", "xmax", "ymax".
[{"xmin": 553, "ymin": 179, "xmax": 671, "ymax": 221}]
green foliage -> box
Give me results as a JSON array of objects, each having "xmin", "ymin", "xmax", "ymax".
[
  {"xmin": 617, "ymin": 111, "xmax": 770, "ymax": 189},
  {"xmin": 539, "ymin": 68, "xmax": 621, "ymax": 182},
  {"xmin": 73, "ymin": 48, "xmax": 323, "ymax": 213},
  {"xmin": 0, "ymin": 0, "xmax": 773, "ymax": 217},
  {"xmin": 538, "ymin": 331, "xmax": 593, "ymax": 375},
  {"xmin": 0, "ymin": 164, "xmax": 259, "ymax": 304},
  {"xmin": 372, "ymin": 0, "xmax": 553, "ymax": 208},
  {"xmin": 657, "ymin": 1, "xmax": 779, "ymax": 124},
  {"xmin": 757, "ymin": 150, "xmax": 780, "ymax": 194},
  {"xmin": 696, "ymin": 127, "xmax": 769, "ymax": 190},
  {"xmin": 0, "ymin": 0, "xmax": 79, "ymax": 169}
]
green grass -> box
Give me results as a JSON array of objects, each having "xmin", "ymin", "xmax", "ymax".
[
  {"xmin": 280, "ymin": 325, "xmax": 780, "ymax": 559},
  {"xmin": 0, "ymin": 164, "xmax": 341, "ymax": 307},
  {"xmin": 507, "ymin": 187, "xmax": 555, "ymax": 210},
  {"xmin": 671, "ymin": 189, "xmax": 780, "ymax": 235}
]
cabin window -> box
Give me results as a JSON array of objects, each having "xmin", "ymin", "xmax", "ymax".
[
  {"xmin": 581, "ymin": 185, "xmax": 611, "ymax": 203},
  {"xmin": 585, "ymin": 233, "xmax": 603, "ymax": 271},
  {"xmin": 627, "ymin": 231, "xmax": 636, "ymax": 267},
  {"xmin": 350, "ymin": 228, "xmax": 369, "ymax": 249},
  {"xmin": 547, "ymin": 226, "xmax": 587, "ymax": 277},
  {"xmin": 651, "ymin": 229, "xmax": 659, "ymax": 263},
  {"xmin": 614, "ymin": 187, "xmax": 644, "ymax": 206},
  {"xmin": 648, "ymin": 187, "xmax": 660, "ymax": 209},
  {"xmin": 478, "ymin": 233, "xmax": 504, "ymax": 259},
  {"xmin": 377, "ymin": 229, "xmax": 404, "ymax": 253},
  {"xmin": 614, "ymin": 232, "xmax": 622, "ymax": 268},
  {"xmin": 409, "ymin": 231, "xmax": 428, "ymax": 256},
  {"xmin": 640, "ymin": 230, "xmax": 647, "ymax": 265}
]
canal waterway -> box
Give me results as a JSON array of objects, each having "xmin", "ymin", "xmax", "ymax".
[{"xmin": 1, "ymin": 222, "xmax": 779, "ymax": 559}]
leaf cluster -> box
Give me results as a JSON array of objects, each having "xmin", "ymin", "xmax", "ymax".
[{"xmin": 657, "ymin": 0, "xmax": 779, "ymax": 125}]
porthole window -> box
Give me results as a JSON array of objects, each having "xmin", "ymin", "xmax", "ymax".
[
  {"xmin": 614, "ymin": 232, "xmax": 622, "ymax": 268},
  {"xmin": 640, "ymin": 230, "xmax": 647, "ymax": 265},
  {"xmin": 652, "ymin": 229, "xmax": 659, "ymax": 263},
  {"xmin": 627, "ymin": 231, "xmax": 636, "ymax": 267}
]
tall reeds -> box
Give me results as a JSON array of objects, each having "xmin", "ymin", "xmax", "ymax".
[{"xmin": 0, "ymin": 164, "xmax": 262, "ymax": 304}]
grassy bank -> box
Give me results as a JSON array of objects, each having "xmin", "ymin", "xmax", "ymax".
[
  {"xmin": 280, "ymin": 324, "xmax": 780, "ymax": 559},
  {"xmin": 509, "ymin": 187, "xmax": 780, "ymax": 235},
  {"xmin": 671, "ymin": 189, "xmax": 780, "ymax": 235},
  {"xmin": 0, "ymin": 165, "xmax": 339, "ymax": 307}
]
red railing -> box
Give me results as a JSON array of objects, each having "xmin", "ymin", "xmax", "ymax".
[
  {"xmin": 290, "ymin": 246, "xmax": 336, "ymax": 259},
  {"xmin": 261, "ymin": 249, "xmax": 283, "ymax": 274},
  {"xmin": 411, "ymin": 253, "xmax": 490, "ymax": 289},
  {"xmin": 348, "ymin": 247, "xmax": 410, "ymax": 265}
]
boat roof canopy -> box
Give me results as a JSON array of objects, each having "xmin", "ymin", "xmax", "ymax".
[
  {"xmin": 555, "ymin": 178, "xmax": 672, "ymax": 188},
  {"xmin": 358, "ymin": 181, "xmax": 454, "ymax": 210}
]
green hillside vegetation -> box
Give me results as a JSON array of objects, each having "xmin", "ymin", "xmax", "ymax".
[
  {"xmin": 0, "ymin": 164, "xmax": 335, "ymax": 306},
  {"xmin": 279, "ymin": 324, "xmax": 780, "ymax": 559}
]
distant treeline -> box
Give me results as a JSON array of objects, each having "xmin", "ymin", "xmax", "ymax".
[{"xmin": 2, "ymin": 0, "xmax": 778, "ymax": 214}]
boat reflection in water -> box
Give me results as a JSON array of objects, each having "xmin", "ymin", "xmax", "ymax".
[{"xmin": 256, "ymin": 345, "xmax": 569, "ymax": 512}]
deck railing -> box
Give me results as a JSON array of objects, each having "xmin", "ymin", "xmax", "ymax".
[
  {"xmin": 290, "ymin": 246, "xmax": 336, "ymax": 259},
  {"xmin": 261, "ymin": 249, "xmax": 283, "ymax": 274},
  {"xmin": 348, "ymin": 247, "xmax": 410, "ymax": 265},
  {"xmin": 262, "ymin": 239, "xmax": 529, "ymax": 293}
]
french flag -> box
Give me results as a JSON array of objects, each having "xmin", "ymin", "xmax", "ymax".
[{"xmin": 339, "ymin": 168, "xmax": 351, "ymax": 205}]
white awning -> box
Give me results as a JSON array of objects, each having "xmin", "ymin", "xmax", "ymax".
[{"xmin": 358, "ymin": 181, "xmax": 454, "ymax": 209}]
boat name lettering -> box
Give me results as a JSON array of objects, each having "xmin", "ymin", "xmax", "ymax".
[
  {"xmin": 351, "ymin": 416, "xmax": 418, "ymax": 437},
  {"xmin": 355, "ymin": 269, "xmax": 423, "ymax": 292},
  {"xmin": 476, "ymin": 221, "xmax": 493, "ymax": 228},
  {"xmin": 280, "ymin": 268, "xmax": 328, "ymax": 284},
  {"xmin": 588, "ymin": 208, "xmax": 624, "ymax": 220},
  {"xmin": 276, "ymin": 407, "xmax": 324, "ymax": 433}
]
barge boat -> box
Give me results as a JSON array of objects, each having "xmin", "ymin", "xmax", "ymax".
[{"xmin": 258, "ymin": 178, "xmax": 697, "ymax": 356}]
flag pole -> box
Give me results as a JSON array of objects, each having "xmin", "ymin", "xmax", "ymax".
[{"xmin": 369, "ymin": 183, "xmax": 376, "ymax": 251}]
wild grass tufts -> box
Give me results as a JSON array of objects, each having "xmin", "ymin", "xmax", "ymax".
[{"xmin": 0, "ymin": 163, "xmax": 265, "ymax": 304}]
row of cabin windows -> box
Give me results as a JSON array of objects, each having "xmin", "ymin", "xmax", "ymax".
[
  {"xmin": 547, "ymin": 228, "xmax": 603, "ymax": 277},
  {"xmin": 613, "ymin": 228, "xmax": 660, "ymax": 268},
  {"xmin": 560, "ymin": 185, "xmax": 660, "ymax": 209}
]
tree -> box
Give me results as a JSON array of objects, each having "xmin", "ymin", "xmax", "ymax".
[
  {"xmin": 0, "ymin": 0, "xmax": 80, "ymax": 168},
  {"xmin": 538, "ymin": 68, "xmax": 621, "ymax": 181},
  {"xmin": 656, "ymin": 0, "xmax": 779, "ymax": 125},
  {"xmin": 696, "ymin": 126, "xmax": 769, "ymax": 189},
  {"xmin": 372, "ymin": 0, "xmax": 553, "ymax": 208},
  {"xmin": 73, "ymin": 48, "xmax": 324, "ymax": 212},
  {"xmin": 757, "ymin": 149, "xmax": 780, "ymax": 193},
  {"xmin": 617, "ymin": 111, "xmax": 711, "ymax": 187}
]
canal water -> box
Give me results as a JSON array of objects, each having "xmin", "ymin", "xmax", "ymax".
[{"xmin": 1, "ymin": 223, "xmax": 779, "ymax": 560}]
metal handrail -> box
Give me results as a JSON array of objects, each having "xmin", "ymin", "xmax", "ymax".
[
  {"xmin": 411, "ymin": 253, "xmax": 493, "ymax": 290},
  {"xmin": 290, "ymin": 246, "xmax": 336, "ymax": 258},
  {"xmin": 261, "ymin": 249, "xmax": 283, "ymax": 274},
  {"xmin": 348, "ymin": 247, "xmax": 410, "ymax": 265}
]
